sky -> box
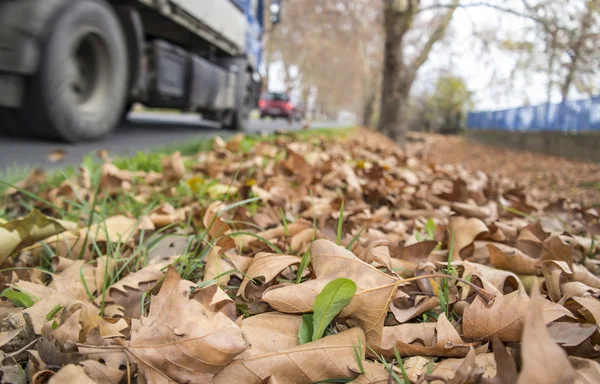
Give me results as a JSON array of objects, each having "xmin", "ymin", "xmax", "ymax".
[{"xmin": 415, "ymin": 2, "xmax": 565, "ymax": 111}]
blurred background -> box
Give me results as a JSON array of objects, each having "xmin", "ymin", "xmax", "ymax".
[{"xmin": 0, "ymin": 0, "xmax": 598, "ymax": 168}]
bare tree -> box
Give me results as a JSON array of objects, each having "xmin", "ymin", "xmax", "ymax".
[
  {"xmin": 377, "ymin": 0, "xmax": 460, "ymax": 144},
  {"xmin": 488, "ymin": 0, "xmax": 599, "ymax": 103}
]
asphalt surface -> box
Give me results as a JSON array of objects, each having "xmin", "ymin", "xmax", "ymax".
[{"xmin": 0, "ymin": 112, "xmax": 347, "ymax": 171}]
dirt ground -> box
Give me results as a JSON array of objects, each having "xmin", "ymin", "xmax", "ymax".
[{"xmin": 408, "ymin": 133, "xmax": 600, "ymax": 206}]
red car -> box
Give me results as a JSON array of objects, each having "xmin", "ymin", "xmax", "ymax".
[{"xmin": 259, "ymin": 92, "xmax": 300, "ymax": 121}]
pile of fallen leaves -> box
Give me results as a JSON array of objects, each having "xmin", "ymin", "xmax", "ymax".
[
  {"xmin": 412, "ymin": 132, "xmax": 600, "ymax": 205},
  {"xmin": 1, "ymin": 128, "xmax": 600, "ymax": 384}
]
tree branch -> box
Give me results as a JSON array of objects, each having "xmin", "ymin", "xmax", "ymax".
[
  {"xmin": 420, "ymin": 1, "xmax": 544, "ymax": 25},
  {"xmin": 407, "ymin": 0, "xmax": 460, "ymax": 82}
]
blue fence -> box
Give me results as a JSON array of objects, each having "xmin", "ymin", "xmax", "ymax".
[{"xmin": 467, "ymin": 96, "xmax": 600, "ymax": 132}]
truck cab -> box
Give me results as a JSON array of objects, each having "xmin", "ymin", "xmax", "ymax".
[{"xmin": 0, "ymin": 0, "xmax": 281, "ymax": 142}]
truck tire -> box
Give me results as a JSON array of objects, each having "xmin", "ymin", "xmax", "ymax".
[
  {"xmin": 23, "ymin": 0, "xmax": 128, "ymax": 142},
  {"xmin": 223, "ymin": 71, "xmax": 251, "ymax": 131}
]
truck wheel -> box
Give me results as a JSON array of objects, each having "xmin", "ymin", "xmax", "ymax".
[
  {"xmin": 0, "ymin": 107, "xmax": 21, "ymax": 136},
  {"xmin": 223, "ymin": 71, "xmax": 251, "ymax": 131},
  {"xmin": 24, "ymin": 0, "xmax": 128, "ymax": 142}
]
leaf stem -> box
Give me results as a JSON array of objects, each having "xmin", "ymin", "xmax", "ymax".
[{"xmin": 399, "ymin": 274, "xmax": 496, "ymax": 305}]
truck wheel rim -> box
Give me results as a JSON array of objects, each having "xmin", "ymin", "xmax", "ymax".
[{"xmin": 69, "ymin": 30, "xmax": 110, "ymax": 113}]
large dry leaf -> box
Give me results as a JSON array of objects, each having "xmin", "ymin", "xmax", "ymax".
[
  {"xmin": 540, "ymin": 235, "xmax": 574, "ymax": 271},
  {"xmin": 548, "ymin": 322, "xmax": 598, "ymax": 347},
  {"xmin": 0, "ymin": 210, "xmax": 78, "ymax": 265},
  {"xmin": 542, "ymin": 260, "xmax": 573, "ymax": 302},
  {"xmin": 573, "ymin": 264, "xmax": 600, "ymax": 289},
  {"xmin": 213, "ymin": 327, "xmax": 365, "ymax": 384},
  {"xmin": 573, "ymin": 296, "xmax": 600, "ymax": 327},
  {"xmin": 487, "ymin": 244, "xmax": 541, "ymax": 275},
  {"xmin": 463, "ymin": 291, "xmax": 572, "ymax": 342},
  {"xmin": 86, "ymin": 215, "xmax": 138, "ymax": 244},
  {"xmin": 239, "ymin": 312, "xmax": 302, "ymax": 356},
  {"xmin": 126, "ymin": 266, "xmax": 248, "ymax": 383},
  {"xmin": 517, "ymin": 284, "xmax": 576, "ymax": 384},
  {"xmin": 375, "ymin": 313, "xmax": 474, "ymax": 358},
  {"xmin": 96, "ymin": 263, "xmax": 165, "ymax": 319},
  {"xmin": 238, "ymin": 252, "xmax": 302, "ymax": 299},
  {"xmin": 449, "ymin": 216, "xmax": 488, "ymax": 260}
]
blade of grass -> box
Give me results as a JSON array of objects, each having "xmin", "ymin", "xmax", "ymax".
[
  {"xmin": 296, "ymin": 250, "xmax": 311, "ymax": 284},
  {"xmin": 227, "ymin": 232, "xmax": 284, "ymax": 254},
  {"xmin": 346, "ymin": 228, "xmax": 363, "ymax": 250},
  {"xmin": 393, "ymin": 345, "xmax": 410, "ymax": 384},
  {"xmin": 280, "ymin": 207, "xmax": 289, "ymax": 237},
  {"xmin": 353, "ymin": 334, "xmax": 365, "ymax": 374},
  {"xmin": 336, "ymin": 200, "xmax": 345, "ymax": 245},
  {"xmin": 219, "ymin": 197, "xmax": 262, "ymax": 215}
]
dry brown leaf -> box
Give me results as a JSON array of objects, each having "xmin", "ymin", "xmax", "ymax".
[
  {"xmin": 80, "ymin": 359, "xmax": 125, "ymax": 384},
  {"xmin": 480, "ymin": 337, "xmax": 517, "ymax": 384},
  {"xmin": 549, "ymin": 322, "xmax": 598, "ymax": 347},
  {"xmin": 99, "ymin": 163, "xmax": 132, "ymax": 196},
  {"xmin": 487, "ymin": 243, "xmax": 541, "ymax": 275},
  {"xmin": 431, "ymin": 347, "xmax": 484, "ymax": 384},
  {"xmin": 463, "ymin": 291, "xmax": 572, "ymax": 342},
  {"xmin": 403, "ymin": 355, "xmax": 430, "ymax": 382},
  {"xmin": 517, "ymin": 283, "xmax": 576, "ymax": 384},
  {"xmin": 48, "ymin": 364, "xmax": 96, "ymax": 384},
  {"xmin": 239, "ymin": 312, "xmax": 302, "ymax": 356},
  {"xmin": 96, "ymin": 263, "xmax": 165, "ymax": 319},
  {"xmin": 238, "ymin": 252, "xmax": 302, "ymax": 299},
  {"xmin": 449, "ymin": 217, "xmax": 488, "ymax": 260},
  {"xmin": 162, "ymin": 151, "xmax": 185, "ymax": 182},
  {"xmin": 149, "ymin": 203, "xmax": 181, "ymax": 228},
  {"xmin": 375, "ymin": 313, "xmax": 474, "ymax": 358},
  {"xmin": 560, "ymin": 281, "xmax": 600, "ymax": 302},
  {"xmin": 573, "ymin": 264, "xmax": 600, "ymax": 289},
  {"xmin": 204, "ymin": 246, "xmax": 236, "ymax": 285},
  {"xmin": 352, "ymin": 361, "xmax": 392, "ymax": 384},
  {"xmin": 390, "ymin": 295, "xmax": 440, "ymax": 323},
  {"xmin": 390, "ymin": 240, "xmax": 439, "ymax": 262},
  {"xmin": 573, "ymin": 296, "xmax": 600, "ymax": 327},
  {"xmin": 569, "ymin": 356, "xmax": 600, "ymax": 384},
  {"xmin": 540, "ymin": 235, "xmax": 574, "ymax": 270},
  {"xmin": 126, "ymin": 266, "xmax": 248, "ymax": 382},
  {"xmin": 48, "ymin": 148, "xmax": 66, "ymax": 163},
  {"xmin": 542, "ymin": 260, "xmax": 573, "ymax": 302},
  {"xmin": 214, "ymin": 327, "xmax": 365, "ymax": 384},
  {"xmin": 0, "ymin": 210, "xmax": 78, "ymax": 265},
  {"xmin": 204, "ymin": 201, "xmax": 236, "ymax": 250}
]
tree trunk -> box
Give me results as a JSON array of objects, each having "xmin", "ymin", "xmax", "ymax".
[
  {"xmin": 377, "ymin": 0, "xmax": 459, "ymax": 145},
  {"xmin": 361, "ymin": 93, "xmax": 376, "ymax": 127},
  {"xmin": 377, "ymin": 0, "xmax": 413, "ymax": 143}
]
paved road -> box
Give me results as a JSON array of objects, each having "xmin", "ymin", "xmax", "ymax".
[{"xmin": 0, "ymin": 112, "xmax": 347, "ymax": 171}]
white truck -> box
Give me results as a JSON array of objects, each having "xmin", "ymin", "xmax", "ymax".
[{"xmin": 0, "ymin": 0, "xmax": 281, "ymax": 142}]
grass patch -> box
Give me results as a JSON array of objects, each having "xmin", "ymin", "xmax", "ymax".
[{"xmin": 1, "ymin": 127, "xmax": 354, "ymax": 223}]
